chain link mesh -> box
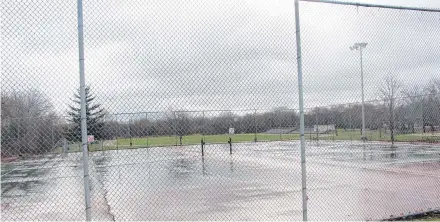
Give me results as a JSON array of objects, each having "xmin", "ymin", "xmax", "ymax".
[
  {"xmin": 1, "ymin": 0, "xmax": 439, "ymax": 220},
  {"xmin": 300, "ymin": 2, "xmax": 440, "ymax": 220}
]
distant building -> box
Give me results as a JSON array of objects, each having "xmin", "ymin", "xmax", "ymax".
[{"xmin": 313, "ymin": 124, "xmax": 335, "ymax": 133}]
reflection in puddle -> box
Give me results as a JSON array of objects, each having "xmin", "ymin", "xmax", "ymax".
[
  {"xmin": 229, "ymin": 156, "xmax": 234, "ymax": 173},
  {"xmin": 385, "ymin": 152, "xmax": 397, "ymax": 159},
  {"xmin": 1, "ymin": 180, "xmax": 45, "ymax": 197},
  {"xmin": 169, "ymin": 155, "xmax": 196, "ymax": 178},
  {"xmin": 336, "ymin": 143, "xmax": 440, "ymax": 162},
  {"xmin": 202, "ymin": 158, "xmax": 207, "ymax": 176}
]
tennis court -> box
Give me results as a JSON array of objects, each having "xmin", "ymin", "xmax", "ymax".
[{"xmin": 2, "ymin": 141, "xmax": 440, "ymax": 220}]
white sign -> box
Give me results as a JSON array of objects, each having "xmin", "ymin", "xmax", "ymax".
[
  {"xmin": 229, "ymin": 128, "xmax": 235, "ymax": 135},
  {"xmin": 87, "ymin": 135, "xmax": 95, "ymax": 143},
  {"xmin": 313, "ymin": 125, "xmax": 335, "ymax": 132}
]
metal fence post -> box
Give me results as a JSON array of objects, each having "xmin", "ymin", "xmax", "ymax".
[
  {"xmin": 315, "ymin": 107, "xmax": 319, "ymax": 141},
  {"xmin": 421, "ymin": 96, "xmax": 425, "ymax": 134},
  {"xmin": 63, "ymin": 137, "xmax": 68, "ymax": 154},
  {"xmin": 129, "ymin": 116, "xmax": 132, "ymax": 147},
  {"xmin": 174, "ymin": 111, "xmax": 177, "ymax": 146},
  {"xmin": 101, "ymin": 115, "xmax": 105, "ymax": 152},
  {"xmin": 279, "ymin": 110, "xmax": 282, "ymax": 140},
  {"xmin": 349, "ymin": 104, "xmax": 353, "ymax": 141},
  {"xmin": 332, "ymin": 108, "xmax": 335, "ymax": 141},
  {"xmin": 202, "ymin": 111, "xmax": 205, "ymax": 141},
  {"xmin": 76, "ymin": 0, "xmax": 91, "ymax": 220},
  {"xmin": 51, "ymin": 118, "xmax": 54, "ymax": 150},
  {"xmin": 254, "ymin": 109, "xmax": 257, "ymax": 142},
  {"xmin": 116, "ymin": 114, "xmax": 119, "ymax": 150},
  {"xmin": 294, "ymin": 0, "xmax": 307, "ymax": 220},
  {"xmin": 146, "ymin": 112, "xmax": 149, "ymax": 147}
]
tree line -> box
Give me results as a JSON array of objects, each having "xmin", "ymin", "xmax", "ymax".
[
  {"xmin": 2, "ymin": 77, "xmax": 439, "ymax": 157},
  {"xmin": 102, "ymin": 76, "xmax": 439, "ymax": 144}
]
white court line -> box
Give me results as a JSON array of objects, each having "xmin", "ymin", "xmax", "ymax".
[
  {"xmin": 0, "ymin": 175, "xmax": 82, "ymax": 184},
  {"xmin": 1, "ymin": 169, "xmax": 16, "ymax": 178}
]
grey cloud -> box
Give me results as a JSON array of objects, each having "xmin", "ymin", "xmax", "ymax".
[{"xmin": 1, "ymin": 0, "xmax": 439, "ymax": 115}]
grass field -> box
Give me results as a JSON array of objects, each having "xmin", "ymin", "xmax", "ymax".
[
  {"xmin": 56, "ymin": 129, "xmax": 440, "ymax": 153},
  {"xmin": 81, "ymin": 133, "xmax": 301, "ymax": 152}
]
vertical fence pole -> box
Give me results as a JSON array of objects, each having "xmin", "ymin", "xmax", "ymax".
[
  {"xmin": 116, "ymin": 114, "xmax": 119, "ymax": 150},
  {"xmin": 349, "ymin": 104, "xmax": 353, "ymax": 141},
  {"xmin": 101, "ymin": 115, "xmax": 105, "ymax": 152},
  {"xmin": 279, "ymin": 110, "xmax": 282, "ymax": 140},
  {"xmin": 76, "ymin": 0, "xmax": 91, "ymax": 220},
  {"xmin": 421, "ymin": 97, "xmax": 425, "ymax": 135},
  {"xmin": 315, "ymin": 107, "xmax": 319, "ymax": 141},
  {"xmin": 129, "ymin": 116, "xmax": 132, "ymax": 147},
  {"xmin": 174, "ymin": 111, "xmax": 177, "ymax": 146},
  {"xmin": 63, "ymin": 137, "xmax": 68, "ymax": 154},
  {"xmin": 229, "ymin": 112, "xmax": 233, "ymax": 154},
  {"xmin": 146, "ymin": 112, "xmax": 149, "ymax": 148},
  {"xmin": 294, "ymin": 0, "xmax": 307, "ymax": 220},
  {"xmin": 332, "ymin": 109, "xmax": 335, "ymax": 141},
  {"xmin": 202, "ymin": 111, "xmax": 205, "ymax": 142},
  {"xmin": 201, "ymin": 112, "xmax": 205, "ymax": 158},
  {"xmin": 51, "ymin": 119, "xmax": 54, "ymax": 150},
  {"xmin": 202, "ymin": 111, "xmax": 205, "ymax": 157},
  {"xmin": 254, "ymin": 109, "xmax": 257, "ymax": 142}
]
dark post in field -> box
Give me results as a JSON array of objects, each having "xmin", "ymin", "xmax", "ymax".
[
  {"xmin": 228, "ymin": 137, "xmax": 232, "ymax": 154},
  {"xmin": 129, "ymin": 116, "xmax": 133, "ymax": 147},
  {"xmin": 201, "ymin": 138, "xmax": 205, "ymax": 157}
]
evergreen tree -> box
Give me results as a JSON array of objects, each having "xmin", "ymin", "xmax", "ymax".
[{"xmin": 67, "ymin": 86, "xmax": 105, "ymax": 141}]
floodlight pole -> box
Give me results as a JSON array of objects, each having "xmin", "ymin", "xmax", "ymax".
[
  {"xmin": 294, "ymin": 0, "xmax": 307, "ymax": 220},
  {"xmin": 359, "ymin": 46, "xmax": 366, "ymax": 141},
  {"xmin": 350, "ymin": 42, "xmax": 367, "ymax": 141},
  {"xmin": 76, "ymin": 0, "xmax": 92, "ymax": 220}
]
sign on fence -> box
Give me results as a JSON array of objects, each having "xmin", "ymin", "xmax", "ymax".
[{"xmin": 87, "ymin": 135, "xmax": 94, "ymax": 143}]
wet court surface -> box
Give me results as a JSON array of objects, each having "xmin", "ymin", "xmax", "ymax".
[{"xmin": 2, "ymin": 141, "xmax": 440, "ymax": 220}]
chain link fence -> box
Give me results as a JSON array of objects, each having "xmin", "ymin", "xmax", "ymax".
[{"xmin": 1, "ymin": 0, "xmax": 440, "ymax": 220}]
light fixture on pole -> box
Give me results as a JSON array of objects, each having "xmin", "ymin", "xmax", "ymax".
[{"xmin": 350, "ymin": 42, "xmax": 367, "ymax": 141}]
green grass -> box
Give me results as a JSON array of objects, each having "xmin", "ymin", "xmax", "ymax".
[
  {"xmin": 53, "ymin": 130, "xmax": 439, "ymax": 153},
  {"xmin": 404, "ymin": 212, "xmax": 440, "ymax": 221},
  {"xmin": 117, "ymin": 133, "xmax": 300, "ymax": 147},
  {"xmin": 413, "ymin": 216, "xmax": 440, "ymax": 221}
]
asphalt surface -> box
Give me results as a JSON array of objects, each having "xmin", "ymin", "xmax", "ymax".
[{"xmin": 2, "ymin": 140, "xmax": 440, "ymax": 220}]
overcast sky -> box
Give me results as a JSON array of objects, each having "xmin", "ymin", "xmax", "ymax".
[{"xmin": 2, "ymin": 0, "xmax": 439, "ymax": 116}]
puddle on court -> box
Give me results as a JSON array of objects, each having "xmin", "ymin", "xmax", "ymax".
[{"xmin": 2, "ymin": 141, "xmax": 439, "ymax": 221}]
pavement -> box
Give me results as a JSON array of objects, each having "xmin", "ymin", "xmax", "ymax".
[{"xmin": 1, "ymin": 140, "xmax": 440, "ymax": 221}]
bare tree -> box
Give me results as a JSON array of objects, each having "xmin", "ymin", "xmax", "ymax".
[
  {"xmin": 379, "ymin": 74, "xmax": 402, "ymax": 145},
  {"xmin": 422, "ymin": 78, "xmax": 440, "ymax": 132},
  {"xmin": 163, "ymin": 108, "xmax": 191, "ymax": 145},
  {"xmin": 402, "ymin": 86, "xmax": 424, "ymax": 133},
  {"xmin": 1, "ymin": 90, "xmax": 59, "ymax": 157}
]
